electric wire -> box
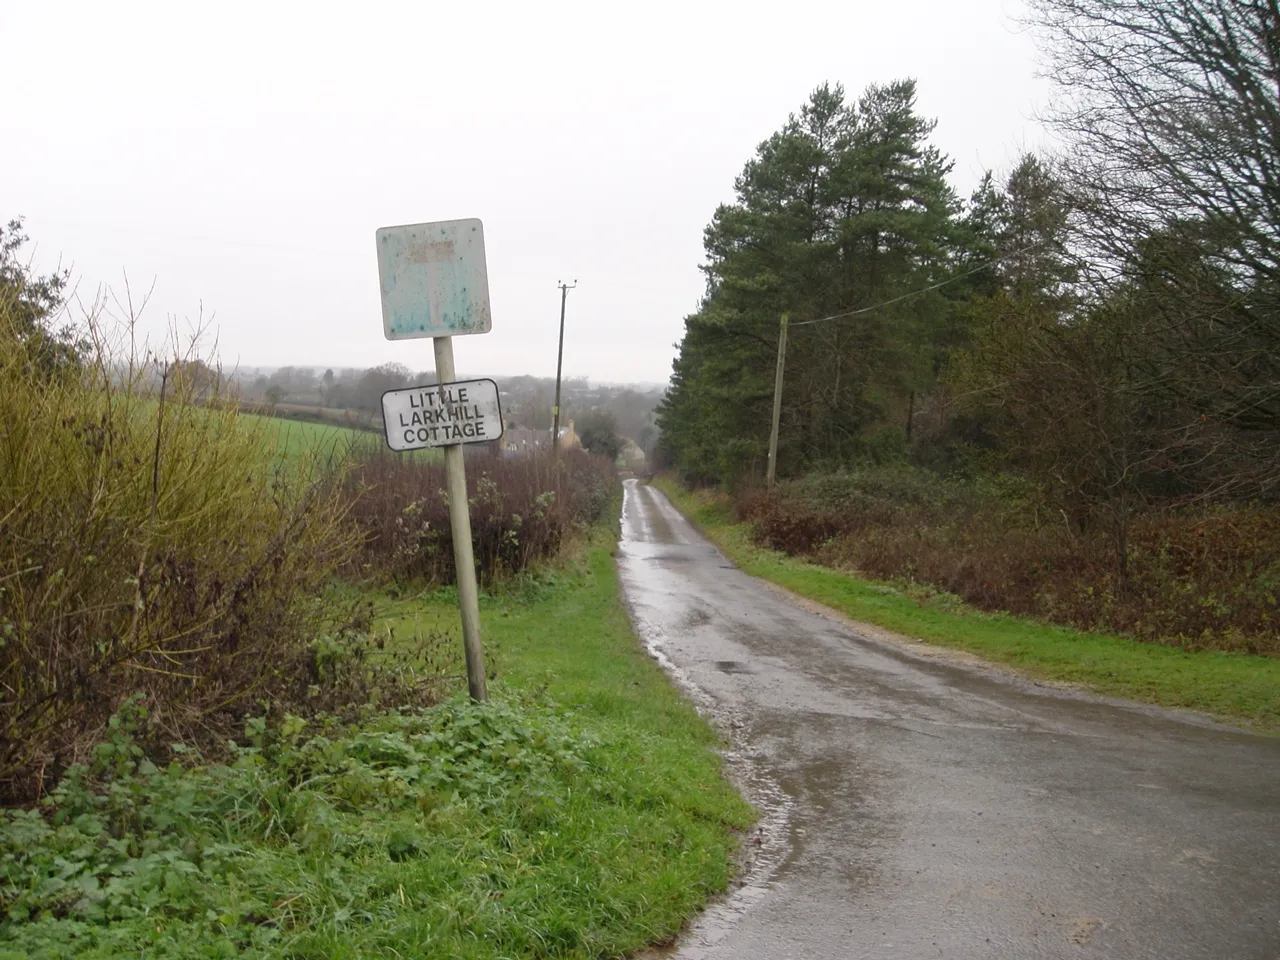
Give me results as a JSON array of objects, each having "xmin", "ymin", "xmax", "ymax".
[{"xmin": 787, "ymin": 240, "xmax": 1051, "ymax": 327}]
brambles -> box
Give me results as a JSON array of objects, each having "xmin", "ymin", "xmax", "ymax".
[
  {"xmin": 741, "ymin": 468, "xmax": 1279, "ymax": 655},
  {"xmin": 342, "ymin": 448, "xmax": 616, "ymax": 585},
  {"xmin": 0, "ymin": 259, "xmax": 619, "ymax": 801}
]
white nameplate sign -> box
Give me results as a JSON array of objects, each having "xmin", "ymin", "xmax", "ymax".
[{"xmin": 381, "ymin": 378, "xmax": 504, "ymax": 451}]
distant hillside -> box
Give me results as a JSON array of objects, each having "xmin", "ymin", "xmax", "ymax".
[{"xmin": 224, "ymin": 366, "xmax": 664, "ymax": 448}]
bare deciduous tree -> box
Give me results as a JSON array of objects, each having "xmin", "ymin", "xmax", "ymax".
[{"xmin": 1028, "ymin": 0, "xmax": 1280, "ymax": 435}]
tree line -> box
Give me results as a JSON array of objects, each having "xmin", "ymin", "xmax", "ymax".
[
  {"xmin": 234, "ymin": 365, "xmax": 661, "ymax": 448},
  {"xmin": 657, "ymin": 0, "xmax": 1279, "ymax": 565}
]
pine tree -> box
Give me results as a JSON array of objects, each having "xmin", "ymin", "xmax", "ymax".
[{"xmin": 659, "ymin": 81, "xmax": 965, "ymax": 482}]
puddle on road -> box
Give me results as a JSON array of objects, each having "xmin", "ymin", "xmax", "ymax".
[
  {"xmin": 619, "ymin": 487, "xmax": 793, "ymax": 959},
  {"xmin": 625, "ymin": 657, "xmax": 794, "ymax": 960}
]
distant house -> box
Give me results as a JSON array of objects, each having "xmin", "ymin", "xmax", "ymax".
[
  {"xmin": 501, "ymin": 426, "xmax": 545, "ymax": 457},
  {"xmin": 619, "ymin": 438, "xmax": 647, "ymax": 471},
  {"xmin": 499, "ymin": 419, "xmax": 583, "ymax": 456},
  {"xmin": 557, "ymin": 419, "xmax": 582, "ymax": 452}
]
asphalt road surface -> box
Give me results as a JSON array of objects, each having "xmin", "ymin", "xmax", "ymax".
[{"xmin": 617, "ymin": 480, "xmax": 1280, "ymax": 960}]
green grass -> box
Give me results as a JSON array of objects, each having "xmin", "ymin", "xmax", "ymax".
[
  {"xmin": 366, "ymin": 527, "xmax": 755, "ymax": 949},
  {"xmin": 0, "ymin": 519, "xmax": 752, "ymax": 959},
  {"xmin": 652, "ymin": 477, "xmax": 1280, "ymax": 731},
  {"xmin": 238, "ymin": 411, "xmax": 376, "ymax": 461},
  {"xmin": 240, "ymin": 411, "xmax": 444, "ymax": 466}
]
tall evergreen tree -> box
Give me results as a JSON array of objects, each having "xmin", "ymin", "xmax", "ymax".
[{"xmin": 659, "ymin": 81, "xmax": 965, "ymax": 482}]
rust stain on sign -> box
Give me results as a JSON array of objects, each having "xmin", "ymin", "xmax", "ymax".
[{"xmin": 406, "ymin": 240, "xmax": 455, "ymax": 264}]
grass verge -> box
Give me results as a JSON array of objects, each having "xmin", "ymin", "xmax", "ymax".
[
  {"xmin": 368, "ymin": 523, "xmax": 755, "ymax": 954},
  {"xmin": 652, "ymin": 477, "xmax": 1280, "ymax": 731},
  {"xmin": 0, "ymin": 519, "xmax": 752, "ymax": 959}
]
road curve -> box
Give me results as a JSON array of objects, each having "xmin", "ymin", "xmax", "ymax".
[{"xmin": 616, "ymin": 480, "xmax": 1280, "ymax": 960}]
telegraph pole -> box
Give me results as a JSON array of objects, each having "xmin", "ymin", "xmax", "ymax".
[
  {"xmin": 766, "ymin": 313, "xmax": 789, "ymax": 487},
  {"xmin": 551, "ymin": 280, "xmax": 577, "ymax": 452}
]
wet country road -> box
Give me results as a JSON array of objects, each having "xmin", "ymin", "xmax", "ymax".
[{"xmin": 616, "ymin": 480, "xmax": 1280, "ymax": 960}]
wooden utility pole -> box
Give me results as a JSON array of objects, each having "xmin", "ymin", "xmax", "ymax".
[
  {"xmin": 766, "ymin": 313, "xmax": 789, "ymax": 488},
  {"xmin": 551, "ymin": 280, "xmax": 577, "ymax": 452},
  {"xmin": 433, "ymin": 335, "xmax": 487, "ymax": 702}
]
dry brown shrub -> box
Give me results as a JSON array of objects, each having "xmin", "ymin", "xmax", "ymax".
[
  {"xmin": 0, "ymin": 297, "xmax": 367, "ymax": 802},
  {"xmin": 341, "ymin": 447, "xmax": 616, "ymax": 585},
  {"xmin": 746, "ymin": 469, "xmax": 1279, "ymax": 655}
]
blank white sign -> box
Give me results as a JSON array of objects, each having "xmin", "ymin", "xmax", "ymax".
[{"xmin": 376, "ymin": 219, "xmax": 492, "ymax": 340}]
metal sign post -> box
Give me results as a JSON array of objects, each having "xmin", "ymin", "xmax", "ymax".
[
  {"xmin": 431, "ymin": 338, "xmax": 486, "ymax": 701},
  {"xmin": 376, "ymin": 218, "xmax": 494, "ymax": 701}
]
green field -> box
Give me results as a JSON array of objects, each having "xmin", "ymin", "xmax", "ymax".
[
  {"xmin": 238, "ymin": 411, "xmax": 377, "ymax": 461},
  {"xmin": 653, "ymin": 478, "xmax": 1280, "ymax": 731},
  {"xmin": 237, "ymin": 411, "xmax": 446, "ymax": 466}
]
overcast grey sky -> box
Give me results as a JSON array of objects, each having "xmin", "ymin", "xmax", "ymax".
[{"xmin": 4, "ymin": 0, "xmax": 1047, "ymax": 385}]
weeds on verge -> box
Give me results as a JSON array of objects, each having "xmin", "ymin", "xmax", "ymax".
[{"xmin": 0, "ymin": 694, "xmax": 599, "ymax": 956}]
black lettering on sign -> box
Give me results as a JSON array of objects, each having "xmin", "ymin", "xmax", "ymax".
[{"xmin": 387, "ymin": 381, "xmax": 499, "ymax": 449}]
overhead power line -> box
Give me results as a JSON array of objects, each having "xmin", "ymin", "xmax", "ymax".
[
  {"xmin": 764, "ymin": 238, "xmax": 1054, "ymax": 487},
  {"xmin": 788, "ymin": 240, "xmax": 1051, "ymax": 328}
]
